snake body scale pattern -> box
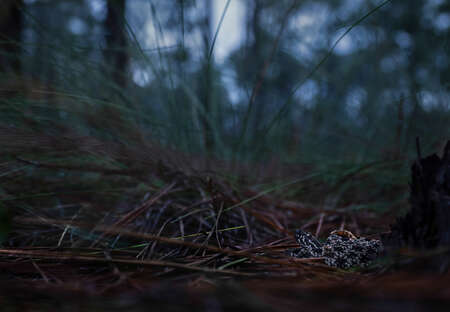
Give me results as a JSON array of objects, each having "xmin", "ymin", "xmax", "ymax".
[{"xmin": 289, "ymin": 229, "xmax": 383, "ymax": 269}]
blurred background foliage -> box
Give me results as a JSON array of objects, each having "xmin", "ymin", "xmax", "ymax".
[{"xmin": 0, "ymin": 0, "xmax": 449, "ymax": 232}]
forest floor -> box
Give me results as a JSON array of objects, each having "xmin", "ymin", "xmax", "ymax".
[{"xmin": 1, "ymin": 145, "xmax": 449, "ymax": 311}]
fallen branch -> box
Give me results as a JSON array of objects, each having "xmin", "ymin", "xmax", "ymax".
[{"xmin": 0, "ymin": 248, "xmax": 257, "ymax": 277}]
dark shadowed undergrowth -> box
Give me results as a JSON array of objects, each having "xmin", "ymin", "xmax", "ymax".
[
  {"xmin": 1, "ymin": 1, "xmax": 450, "ymax": 310},
  {"xmin": 0, "ymin": 51, "xmax": 447, "ymax": 312},
  {"xmin": 1, "ymin": 119, "xmax": 449, "ymax": 310}
]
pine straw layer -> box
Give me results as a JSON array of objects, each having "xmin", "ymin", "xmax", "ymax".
[{"xmin": 0, "ymin": 126, "xmax": 444, "ymax": 311}]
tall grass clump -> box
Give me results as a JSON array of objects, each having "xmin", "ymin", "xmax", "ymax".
[{"xmin": 1, "ymin": 0, "xmax": 449, "ymax": 250}]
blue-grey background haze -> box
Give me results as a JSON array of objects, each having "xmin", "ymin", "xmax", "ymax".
[
  {"xmin": 61, "ymin": 0, "xmax": 450, "ymax": 109},
  {"xmin": 12, "ymin": 0, "xmax": 450, "ymax": 162}
]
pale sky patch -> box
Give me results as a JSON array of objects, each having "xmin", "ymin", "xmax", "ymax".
[{"xmin": 211, "ymin": 0, "xmax": 246, "ymax": 63}]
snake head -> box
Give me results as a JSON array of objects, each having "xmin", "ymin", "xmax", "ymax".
[
  {"xmin": 330, "ymin": 230, "xmax": 358, "ymax": 240},
  {"xmin": 295, "ymin": 229, "xmax": 323, "ymax": 250}
]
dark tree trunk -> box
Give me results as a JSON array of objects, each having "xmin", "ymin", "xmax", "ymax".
[
  {"xmin": 382, "ymin": 140, "xmax": 450, "ymax": 270},
  {"xmin": 104, "ymin": 0, "xmax": 128, "ymax": 88},
  {"xmin": 199, "ymin": 1, "xmax": 215, "ymax": 156},
  {"xmin": 249, "ymin": 0, "xmax": 264, "ymax": 137},
  {"xmin": 0, "ymin": 0, "xmax": 23, "ymax": 74}
]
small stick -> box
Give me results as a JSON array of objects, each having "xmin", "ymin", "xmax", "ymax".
[
  {"xmin": 0, "ymin": 249, "xmax": 258, "ymax": 277},
  {"xmin": 31, "ymin": 259, "xmax": 50, "ymax": 283},
  {"xmin": 339, "ymin": 216, "xmax": 346, "ymax": 231},
  {"xmin": 315, "ymin": 213, "xmax": 325, "ymax": 237}
]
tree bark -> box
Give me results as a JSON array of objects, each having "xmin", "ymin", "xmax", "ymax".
[
  {"xmin": 0, "ymin": 0, "xmax": 23, "ymax": 75},
  {"xmin": 382, "ymin": 140, "xmax": 450, "ymax": 271},
  {"xmin": 104, "ymin": 0, "xmax": 128, "ymax": 88},
  {"xmin": 199, "ymin": 1, "xmax": 215, "ymax": 155}
]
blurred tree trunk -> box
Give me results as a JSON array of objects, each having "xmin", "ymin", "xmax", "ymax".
[
  {"xmin": 249, "ymin": 0, "xmax": 264, "ymax": 137},
  {"xmin": 104, "ymin": 0, "xmax": 128, "ymax": 88},
  {"xmin": 403, "ymin": 0, "xmax": 424, "ymax": 155},
  {"xmin": 0, "ymin": 0, "xmax": 23, "ymax": 75},
  {"xmin": 199, "ymin": 1, "xmax": 215, "ymax": 155}
]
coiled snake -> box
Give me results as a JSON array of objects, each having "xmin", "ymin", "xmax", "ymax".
[{"xmin": 289, "ymin": 229, "xmax": 383, "ymax": 269}]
